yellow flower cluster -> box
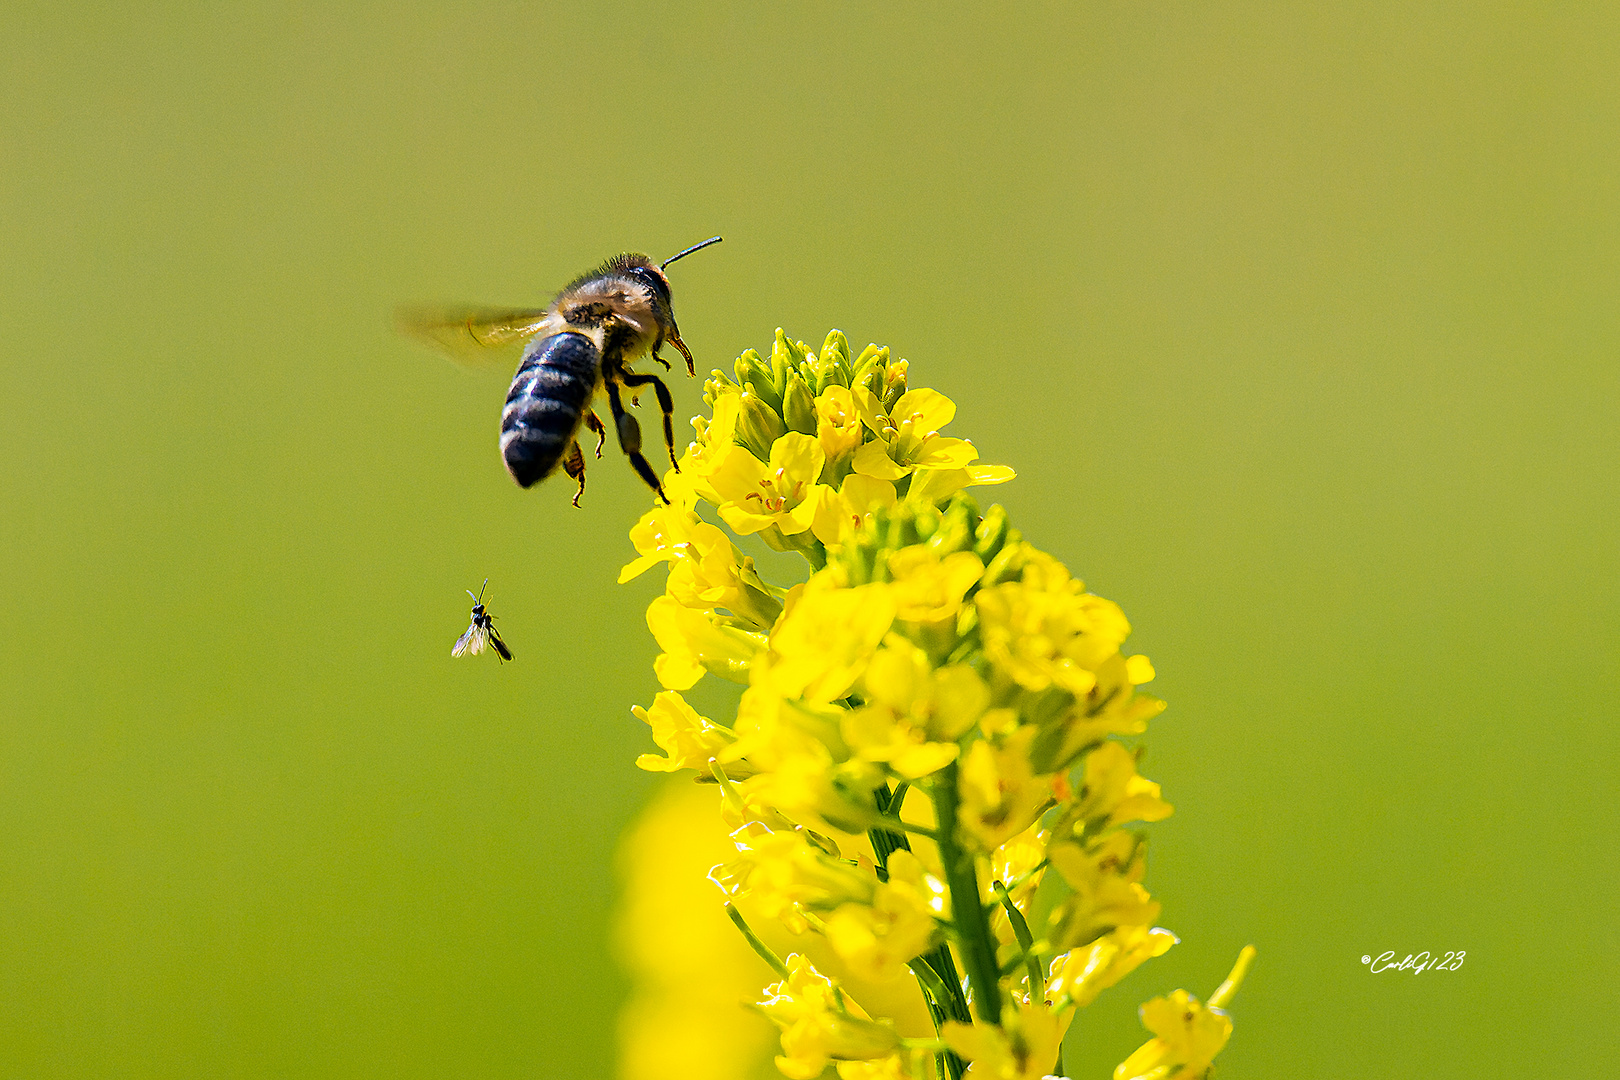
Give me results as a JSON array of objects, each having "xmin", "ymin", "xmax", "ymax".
[{"xmin": 620, "ymin": 330, "xmax": 1253, "ymax": 1080}]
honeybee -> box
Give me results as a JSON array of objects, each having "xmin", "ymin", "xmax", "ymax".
[
  {"xmin": 400, "ymin": 237, "xmax": 722, "ymax": 506},
  {"xmin": 452, "ymin": 579, "xmax": 512, "ymax": 662}
]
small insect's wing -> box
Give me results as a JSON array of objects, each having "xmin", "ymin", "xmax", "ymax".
[
  {"xmin": 488, "ymin": 627, "xmax": 513, "ymax": 662},
  {"xmin": 451, "ymin": 622, "xmax": 488, "ymax": 657},
  {"xmin": 397, "ymin": 305, "xmax": 553, "ymax": 369}
]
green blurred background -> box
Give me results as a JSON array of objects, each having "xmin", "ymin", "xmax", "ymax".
[{"xmin": 2, "ymin": 2, "xmax": 1615, "ymax": 1076}]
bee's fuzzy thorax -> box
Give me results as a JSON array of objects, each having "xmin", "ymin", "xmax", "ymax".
[{"xmin": 562, "ymin": 252, "xmax": 659, "ymax": 295}]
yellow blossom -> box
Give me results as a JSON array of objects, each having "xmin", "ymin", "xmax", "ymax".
[
  {"xmin": 957, "ymin": 726, "xmax": 1056, "ymax": 852},
  {"xmin": 942, "ymin": 998, "xmax": 1070, "ymax": 1080},
  {"xmin": 987, "ymin": 822, "xmax": 1048, "ymax": 949},
  {"xmin": 754, "ymin": 575, "xmax": 897, "ymax": 704},
  {"xmin": 1047, "ymin": 925, "xmax": 1177, "ymax": 1008},
  {"xmin": 841, "ymin": 639, "xmax": 986, "ymax": 779},
  {"xmin": 712, "ymin": 433, "xmax": 829, "ymax": 538},
  {"xmin": 836, "ymin": 1052, "xmax": 916, "ymax": 1080},
  {"xmin": 714, "ymin": 828, "xmax": 874, "ymax": 930},
  {"xmin": 976, "ymin": 565, "xmax": 1133, "ymax": 698},
  {"xmin": 813, "ymin": 473, "xmax": 900, "ymax": 546},
  {"xmin": 1026, "ymin": 652, "xmax": 1167, "ymax": 775},
  {"xmin": 1112, "ymin": 989, "xmax": 1232, "ymax": 1080},
  {"xmin": 645, "ymin": 595, "xmax": 765, "ymax": 690},
  {"xmin": 632, "ymin": 691, "xmax": 741, "ymax": 774},
  {"xmin": 618, "ymin": 502, "xmax": 704, "ymax": 582},
  {"xmin": 823, "ymin": 850, "xmax": 942, "ymax": 982},
  {"xmin": 886, "ymin": 546, "xmax": 986, "ymax": 624},
  {"xmin": 905, "ymin": 461, "xmax": 1017, "ymax": 506},
  {"xmin": 1047, "ymin": 833, "xmax": 1161, "ymax": 950},
  {"xmin": 1060, "ymin": 740, "xmax": 1174, "ymax": 835},
  {"xmin": 739, "ymin": 739, "xmax": 885, "ymax": 834},
  {"xmin": 757, "ymin": 955, "xmax": 902, "ymax": 1080},
  {"xmin": 816, "ymin": 384, "xmax": 866, "ymax": 465},
  {"xmin": 619, "ymin": 331, "xmax": 1252, "ymax": 1080},
  {"xmin": 1108, "ymin": 951, "xmax": 1264, "ymax": 1080},
  {"xmin": 678, "ymin": 389, "xmax": 744, "ymax": 503}
]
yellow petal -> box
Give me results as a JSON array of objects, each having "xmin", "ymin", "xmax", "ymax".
[
  {"xmin": 890, "ymin": 388, "xmax": 956, "ymax": 432},
  {"xmin": 770, "ymin": 431, "xmax": 827, "ymax": 483},
  {"xmin": 853, "ymin": 440, "xmax": 910, "ymax": 480}
]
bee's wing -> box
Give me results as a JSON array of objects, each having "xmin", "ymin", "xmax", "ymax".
[
  {"xmin": 451, "ymin": 623, "xmax": 488, "ymax": 656},
  {"xmin": 397, "ymin": 304, "xmax": 553, "ymax": 369}
]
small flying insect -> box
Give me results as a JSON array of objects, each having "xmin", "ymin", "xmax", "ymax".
[
  {"xmin": 451, "ymin": 579, "xmax": 512, "ymax": 663},
  {"xmin": 399, "ymin": 237, "xmax": 723, "ymax": 507}
]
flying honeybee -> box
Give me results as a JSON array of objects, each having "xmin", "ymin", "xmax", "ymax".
[
  {"xmin": 399, "ymin": 237, "xmax": 722, "ymax": 506},
  {"xmin": 451, "ymin": 579, "xmax": 512, "ymax": 662}
]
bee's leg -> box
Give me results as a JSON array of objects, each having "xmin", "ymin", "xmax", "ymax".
[
  {"xmin": 650, "ymin": 350, "xmax": 672, "ymax": 371},
  {"xmin": 562, "ymin": 439, "xmax": 587, "ymax": 508},
  {"xmin": 584, "ymin": 410, "xmax": 606, "ymax": 458},
  {"xmin": 605, "ymin": 380, "xmax": 669, "ymax": 504},
  {"xmin": 620, "ymin": 371, "xmax": 680, "ymax": 471}
]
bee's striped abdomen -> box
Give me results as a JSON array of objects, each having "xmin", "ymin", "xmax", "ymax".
[{"xmin": 500, "ymin": 332, "xmax": 600, "ymax": 488}]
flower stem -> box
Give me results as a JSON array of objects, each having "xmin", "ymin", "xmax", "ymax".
[
  {"xmin": 724, "ymin": 902, "xmax": 792, "ymax": 981},
  {"xmin": 872, "ymin": 783, "xmax": 970, "ymax": 1080},
  {"xmin": 992, "ymin": 879, "xmax": 1044, "ymax": 997},
  {"xmin": 931, "ymin": 762, "xmax": 1003, "ymax": 1024}
]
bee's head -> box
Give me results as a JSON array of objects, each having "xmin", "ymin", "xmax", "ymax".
[{"xmin": 617, "ymin": 257, "xmax": 674, "ymax": 310}]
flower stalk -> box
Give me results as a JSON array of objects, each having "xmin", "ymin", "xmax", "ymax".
[{"xmin": 620, "ymin": 328, "xmax": 1254, "ymax": 1079}]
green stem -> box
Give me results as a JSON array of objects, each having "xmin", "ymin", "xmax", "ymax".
[
  {"xmin": 992, "ymin": 879, "xmax": 1044, "ymax": 997},
  {"xmin": 871, "ymin": 784, "xmax": 970, "ymax": 1080},
  {"xmin": 724, "ymin": 902, "xmax": 792, "ymax": 981},
  {"xmin": 932, "ymin": 762, "xmax": 1003, "ymax": 1024}
]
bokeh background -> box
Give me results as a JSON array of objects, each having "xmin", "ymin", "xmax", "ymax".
[{"xmin": 2, "ymin": 3, "xmax": 1615, "ymax": 1077}]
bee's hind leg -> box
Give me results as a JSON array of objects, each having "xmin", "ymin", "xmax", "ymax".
[
  {"xmin": 604, "ymin": 381, "xmax": 670, "ymax": 504},
  {"xmin": 584, "ymin": 410, "xmax": 606, "ymax": 458},
  {"xmin": 620, "ymin": 371, "xmax": 680, "ymax": 471},
  {"xmin": 562, "ymin": 439, "xmax": 587, "ymax": 508}
]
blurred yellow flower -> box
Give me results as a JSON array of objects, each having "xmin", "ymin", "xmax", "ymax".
[
  {"xmin": 1047, "ymin": 833, "xmax": 1162, "ymax": 951},
  {"xmin": 1112, "ymin": 988, "xmax": 1232, "ymax": 1080},
  {"xmin": 823, "ymin": 849, "xmax": 942, "ymax": 983},
  {"xmin": 714, "ymin": 827, "xmax": 874, "ymax": 931},
  {"xmin": 1060, "ymin": 740, "xmax": 1174, "ymax": 835},
  {"xmin": 615, "ymin": 780, "xmax": 777, "ymax": 1080},
  {"xmin": 1047, "ymin": 925, "xmax": 1177, "ymax": 1008},
  {"xmin": 958, "ymin": 727, "xmax": 1056, "ymax": 852},
  {"xmin": 887, "ymin": 546, "xmax": 985, "ymax": 624},
  {"xmin": 942, "ymin": 998, "xmax": 1069, "ymax": 1080},
  {"xmin": 757, "ymin": 955, "xmax": 902, "ymax": 1080}
]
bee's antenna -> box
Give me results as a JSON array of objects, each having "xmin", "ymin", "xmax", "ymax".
[
  {"xmin": 478, "ymin": 578, "xmax": 488, "ymax": 602},
  {"xmin": 661, "ymin": 236, "xmax": 723, "ymax": 270}
]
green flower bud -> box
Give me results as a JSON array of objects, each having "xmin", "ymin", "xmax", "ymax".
[
  {"xmin": 734, "ymin": 349, "xmax": 783, "ymax": 415},
  {"xmin": 783, "ymin": 373, "xmax": 817, "ymax": 436},
  {"xmin": 736, "ymin": 390, "xmax": 787, "ymax": 461},
  {"xmin": 770, "ymin": 329, "xmax": 808, "ymax": 396},
  {"xmin": 851, "ymin": 343, "xmax": 888, "ymax": 390},
  {"xmin": 929, "ymin": 494, "xmax": 979, "ymax": 555},
  {"xmin": 973, "ymin": 504, "xmax": 1011, "ymax": 562}
]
